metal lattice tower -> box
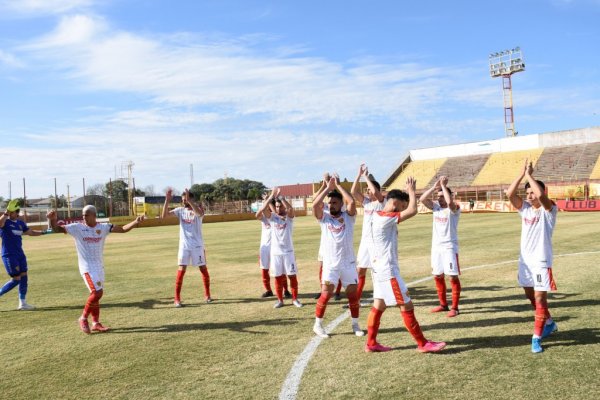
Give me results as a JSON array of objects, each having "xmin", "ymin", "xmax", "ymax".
[{"xmin": 489, "ymin": 47, "xmax": 525, "ymax": 137}]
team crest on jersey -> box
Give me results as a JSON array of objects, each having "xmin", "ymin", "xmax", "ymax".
[
  {"xmin": 96, "ymin": 229, "xmax": 101, "ymax": 235},
  {"xmin": 97, "ymin": 281, "xmax": 102, "ymax": 287}
]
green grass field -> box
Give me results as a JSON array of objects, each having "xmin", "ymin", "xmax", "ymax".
[{"xmin": 1, "ymin": 212, "xmax": 599, "ymax": 400}]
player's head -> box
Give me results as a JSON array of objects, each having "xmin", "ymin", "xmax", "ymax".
[
  {"xmin": 386, "ymin": 189, "xmax": 409, "ymax": 212},
  {"xmin": 275, "ymin": 199, "xmax": 287, "ymax": 216},
  {"xmin": 183, "ymin": 191, "xmax": 194, "ymax": 208},
  {"xmin": 327, "ymin": 190, "xmax": 344, "ymax": 216},
  {"xmin": 82, "ymin": 205, "xmax": 97, "ymax": 226},
  {"xmin": 437, "ymin": 187, "xmax": 453, "ymax": 208},
  {"xmin": 524, "ymin": 180, "xmax": 546, "ymax": 207},
  {"xmin": 366, "ymin": 177, "xmax": 381, "ymax": 200}
]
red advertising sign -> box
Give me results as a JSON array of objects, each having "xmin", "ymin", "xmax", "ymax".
[{"xmin": 556, "ymin": 200, "xmax": 600, "ymax": 212}]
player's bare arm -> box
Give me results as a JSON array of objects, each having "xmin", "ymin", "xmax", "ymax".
[
  {"xmin": 364, "ymin": 165, "xmax": 385, "ymax": 203},
  {"xmin": 525, "ymin": 164, "xmax": 554, "ymax": 211},
  {"xmin": 23, "ymin": 229, "xmax": 47, "ymax": 237},
  {"xmin": 439, "ymin": 176, "xmax": 457, "ymax": 211},
  {"xmin": 0, "ymin": 211, "xmax": 8, "ymax": 228},
  {"xmin": 161, "ymin": 188, "xmax": 173, "ymax": 219},
  {"xmin": 351, "ymin": 164, "xmax": 367, "ymax": 204},
  {"xmin": 112, "ymin": 216, "xmax": 145, "ymax": 233},
  {"xmin": 313, "ymin": 176, "xmax": 336, "ymax": 220},
  {"xmin": 184, "ymin": 188, "xmax": 205, "ymax": 217},
  {"xmin": 46, "ymin": 210, "xmax": 67, "ymax": 234},
  {"xmin": 418, "ymin": 181, "xmax": 438, "ymax": 210},
  {"xmin": 258, "ymin": 188, "xmax": 277, "ymax": 219},
  {"xmin": 400, "ymin": 177, "xmax": 418, "ymax": 221},
  {"xmin": 280, "ymin": 196, "xmax": 295, "ymax": 219},
  {"xmin": 506, "ymin": 159, "xmax": 527, "ymax": 209},
  {"xmin": 334, "ymin": 174, "xmax": 356, "ymax": 216}
]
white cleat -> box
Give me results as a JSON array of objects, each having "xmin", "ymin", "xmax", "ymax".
[
  {"xmin": 292, "ymin": 299, "xmax": 304, "ymax": 308},
  {"xmin": 17, "ymin": 303, "xmax": 35, "ymax": 311},
  {"xmin": 352, "ymin": 323, "xmax": 365, "ymax": 337},
  {"xmin": 273, "ymin": 300, "xmax": 284, "ymax": 309},
  {"xmin": 174, "ymin": 301, "xmax": 183, "ymax": 308},
  {"xmin": 313, "ymin": 323, "xmax": 330, "ymax": 338}
]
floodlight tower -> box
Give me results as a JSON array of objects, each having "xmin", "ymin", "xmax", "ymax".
[{"xmin": 489, "ymin": 47, "xmax": 525, "ymax": 137}]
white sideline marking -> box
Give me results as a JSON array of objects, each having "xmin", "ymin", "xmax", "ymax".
[{"xmin": 278, "ymin": 250, "xmax": 600, "ymax": 400}]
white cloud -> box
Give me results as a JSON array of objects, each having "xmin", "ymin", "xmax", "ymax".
[{"xmin": 0, "ymin": 49, "xmax": 23, "ymax": 67}]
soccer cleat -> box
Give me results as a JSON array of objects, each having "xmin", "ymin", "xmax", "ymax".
[
  {"xmin": 352, "ymin": 323, "xmax": 365, "ymax": 337},
  {"xmin": 205, "ymin": 297, "xmax": 213, "ymax": 303},
  {"xmin": 542, "ymin": 321, "xmax": 558, "ymax": 339},
  {"xmin": 261, "ymin": 290, "xmax": 274, "ymax": 298},
  {"xmin": 17, "ymin": 302, "xmax": 35, "ymax": 311},
  {"xmin": 360, "ymin": 300, "xmax": 372, "ymax": 307},
  {"xmin": 292, "ymin": 299, "xmax": 303, "ymax": 308},
  {"xmin": 417, "ymin": 341, "xmax": 447, "ymax": 353},
  {"xmin": 92, "ymin": 322, "xmax": 110, "ymax": 333},
  {"xmin": 531, "ymin": 337, "xmax": 543, "ymax": 353},
  {"xmin": 273, "ymin": 300, "xmax": 284, "ymax": 309},
  {"xmin": 313, "ymin": 323, "xmax": 330, "ymax": 338},
  {"xmin": 284, "ymin": 290, "xmax": 292, "ymax": 299},
  {"xmin": 365, "ymin": 343, "xmax": 392, "ymax": 353},
  {"xmin": 174, "ymin": 301, "xmax": 183, "ymax": 308},
  {"xmin": 79, "ymin": 318, "xmax": 91, "ymax": 334},
  {"xmin": 447, "ymin": 308, "xmax": 459, "ymax": 318},
  {"xmin": 334, "ymin": 293, "xmax": 342, "ymax": 301},
  {"xmin": 430, "ymin": 305, "xmax": 450, "ymax": 313}
]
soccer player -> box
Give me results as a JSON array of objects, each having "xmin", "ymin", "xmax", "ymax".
[
  {"xmin": 506, "ymin": 160, "xmax": 558, "ymax": 353},
  {"xmin": 161, "ymin": 188, "xmax": 212, "ymax": 307},
  {"xmin": 350, "ymin": 163, "xmax": 384, "ymax": 307},
  {"xmin": 256, "ymin": 195, "xmax": 292, "ymax": 299},
  {"xmin": 0, "ymin": 200, "xmax": 48, "ymax": 310},
  {"xmin": 419, "ymin": 176, "xmax": 462, "ymax": 317},
  {"xmin": 47, "ymin": 206, "xmax": 144, "ymax": 333},
  {"xmin": 312, "ymin": 174, "xmax": 363, "ymax": 338},
  {"xmin": 365, "ymin": 178, "xmax": 447, "ymax": 353},
  {"xmin": 258, "ymin": 188, "xmax": 302, "ymax": 308}
]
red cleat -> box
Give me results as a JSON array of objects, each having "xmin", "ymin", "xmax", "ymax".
[
  {"xmin": 91, "ymin": 322, "xmax": 110, "ymax": 332},
  {"xmin": 79, "ymin": 318, "xmax": 91, "ymax": 334},
  {"xmin": 365, "ymin": 343, "xmax": 393, "ymax": 353},
  {"xmin": 447, "ymin": 309, "xmax": 459, "ymax": 318},
  {"xmin": 417, "ymin": 341, "xmax": 447, "ymax": 353},
  {"xmin": 430, "ymin": 305, "xmax": 449, "ymax": 313}
]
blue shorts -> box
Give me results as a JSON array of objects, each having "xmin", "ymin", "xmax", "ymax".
[{"xmin": 2, "ymin": 254, "xmax": 28, "ymax": 277}]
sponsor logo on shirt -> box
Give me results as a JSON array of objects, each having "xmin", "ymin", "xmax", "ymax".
[
  {"xmin": 275, "ymin": 222, "xmax": 287, "ymax": 230},
  {"xmin": 327, "ymin": 223, "xmax": 345, "ymax": 234},
  {"xmin": 523, "ymin": 216, "xmax": 540, "ymax": 225},
  {"xmin": 11, "ymin": 229, "xmax": 23, "ymax": 236},
  {"xmin": 83, "ymin": 237, "xmax": 103, "ymax": 243},
  {"xmin": 434, "ymin": 216, "xmax": 448, "ymax": 224}
]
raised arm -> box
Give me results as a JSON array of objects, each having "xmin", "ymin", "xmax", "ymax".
[
  {"xmin": 418, "ymin": 179, "xmax": 439, "ymax": 210},
  {"xmin": 161, "ymin": 188, "xmax": 173, "ymax": 219},
  {"xmin": 256, "ymin": 188, "xmax": 277, "ymax": 219},
  {"xmin": 334, "ymin": 174, "xmax": 356, "ymax": 216},
  {"xmin": 0, "ymin": 211, "xmax": 8, "ymax": 229},
  {"xmin": 184, "ymin": 188, "xmax": 205, "ymax": 218},
  {"xmin": 505, "ymin": 159, "xmax": 527, "ymax": 210},
  {"xmin": 112, "ymin": 215, "xmax": 145, "ymax": 233},
  {"xmin": 23, "ymin": 228, "xmax": 48, "ymax": 237},
  {"xmin": 400, "ymin": 177, "xmax": 418, "ymax": 221},
  {"xmin": 313, "ymin": 177, "xmax": 336, "ymax": 220},
  {"xmin": 439, "ymin": 176, "xmax": 457, "ymax": 211},
  {"xmin": 364, "ymin": 167, "xmax": 385, "ymax": 203},
  {"xmin": 46, "ymin": 210, "xmax": 67, "ymax": 234},
  {"xmin": 525, "ymin": 164, "xmax": 553, "ymax": 211},
  {"xmin": 351, "ymin": 164, "xmax": 367, "ymax": 204}
]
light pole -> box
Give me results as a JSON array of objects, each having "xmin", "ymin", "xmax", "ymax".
[{"xmin": 489, "ymin": 47, "xmax": 525, "ymax": 137}]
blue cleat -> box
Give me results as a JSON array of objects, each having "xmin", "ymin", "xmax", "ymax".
[
  {"xmin": 542, "ymin": 321, "xmax": 558, "ymax": 339},
  {"xmin": 531, "ymin": 337, "xmax": 543, "ymax": 353}
]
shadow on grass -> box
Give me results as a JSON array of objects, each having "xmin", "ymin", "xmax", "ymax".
[
  {"xmin": 109, "ymin": 317, "xmax": 301, "ymax": 335},
  {"xmin": 386, "ymin": 327, "xmax": 600, "ymax": 354}
]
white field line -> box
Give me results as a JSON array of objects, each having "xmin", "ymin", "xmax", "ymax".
[{"xmin": 278, "ymin": 250, "xmax": 600, "ymax": 400}]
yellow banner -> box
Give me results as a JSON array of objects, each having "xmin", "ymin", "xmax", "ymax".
[{"xmin": 547, "ymin": 184, "xmax": 585, "ymax": 199}]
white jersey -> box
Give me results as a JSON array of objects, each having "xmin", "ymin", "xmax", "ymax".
[
  {"xmin": 260, "ymin": 216, "xmax": 272, "ymax": 247},
  {"xmin": 64, "ymin": 222, "xmax": 113, "ymax": 274},
  {"xmin": 431, "ymin": 203, "xmax": 460, "ymax": 252},
  {"xmin": 360, "ymin": 198, "xmax": 385, "ymax": 242},
  {"xmin": 173, "ymin": 207, "xmax": 204, "ymax": 250},
  {"xmin": 370, "ymin": 211, "xmax": 400, "ymax": 281},
  {"xmin": 319, "ymin": 211, "xmax": 356, "ymax": 270},
  {"xmin": 269, "ymin": 214, "xmax": 294, "ymax": 255},
  {"xmin": 519, "ymin": 202, "xmax": 557, "ymax": 268}
]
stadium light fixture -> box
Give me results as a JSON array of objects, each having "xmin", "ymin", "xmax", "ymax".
[{"xmin": 489, "ymin": 47, "xmax": 525, "ymax": 137}]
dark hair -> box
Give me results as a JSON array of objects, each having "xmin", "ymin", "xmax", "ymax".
[
  {"xmin": 438, "ymin": 187, "xmax": 453, "ymax": 195},
  {"xmin": 525, "ymin": 180, "xmax": 546, "ymax": 191},
  {"xmin": 270, "ymin": 199, "xmax": 277, "ymax": 206},
  {"xmin": 186, "ymin": 192, "xmax": 195, "ymax": 199},
  {"xmin": 328, "ymin": 190, "xmax": 343, "ymax": 201},
  {"xmin": 386, "ymin": 189, "xmax": 409, "ymax": 202},
  {"xmin": 372, "ymin": 181, "xmax": 381, "ymax": 192}
]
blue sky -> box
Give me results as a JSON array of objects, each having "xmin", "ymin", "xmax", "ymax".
[{"xmin": 1, "ymin": 0, "xmax": 599, "ymax": 198}]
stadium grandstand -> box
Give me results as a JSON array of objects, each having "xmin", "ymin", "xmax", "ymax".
[{"xmin": 383, "ymin": 127, "xmax": 600, "ymax": 209}]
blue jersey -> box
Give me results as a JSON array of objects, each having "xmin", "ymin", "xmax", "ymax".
[{"xmin": 1, "ymin": 219, "xmax": 29, "ymax": 256}]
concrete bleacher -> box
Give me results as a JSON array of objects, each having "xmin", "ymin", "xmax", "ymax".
[
  {"xmin": 471, "ymin": 149, "xmax": 544, "ymax": 186},
  {"xmin": 427, "ymin": 154, "xmax": 490, "ymax": 188},
  {"xmin": 533, "ymin": 142, "xmax": 600, "ymax": 182},
  {"xmin": 590, "ymin": 154, "xmax": 600, "ymax": 180},
  {"xmin": 386, "ymin": 158, "xmax": 446, "ymax": 190}
]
